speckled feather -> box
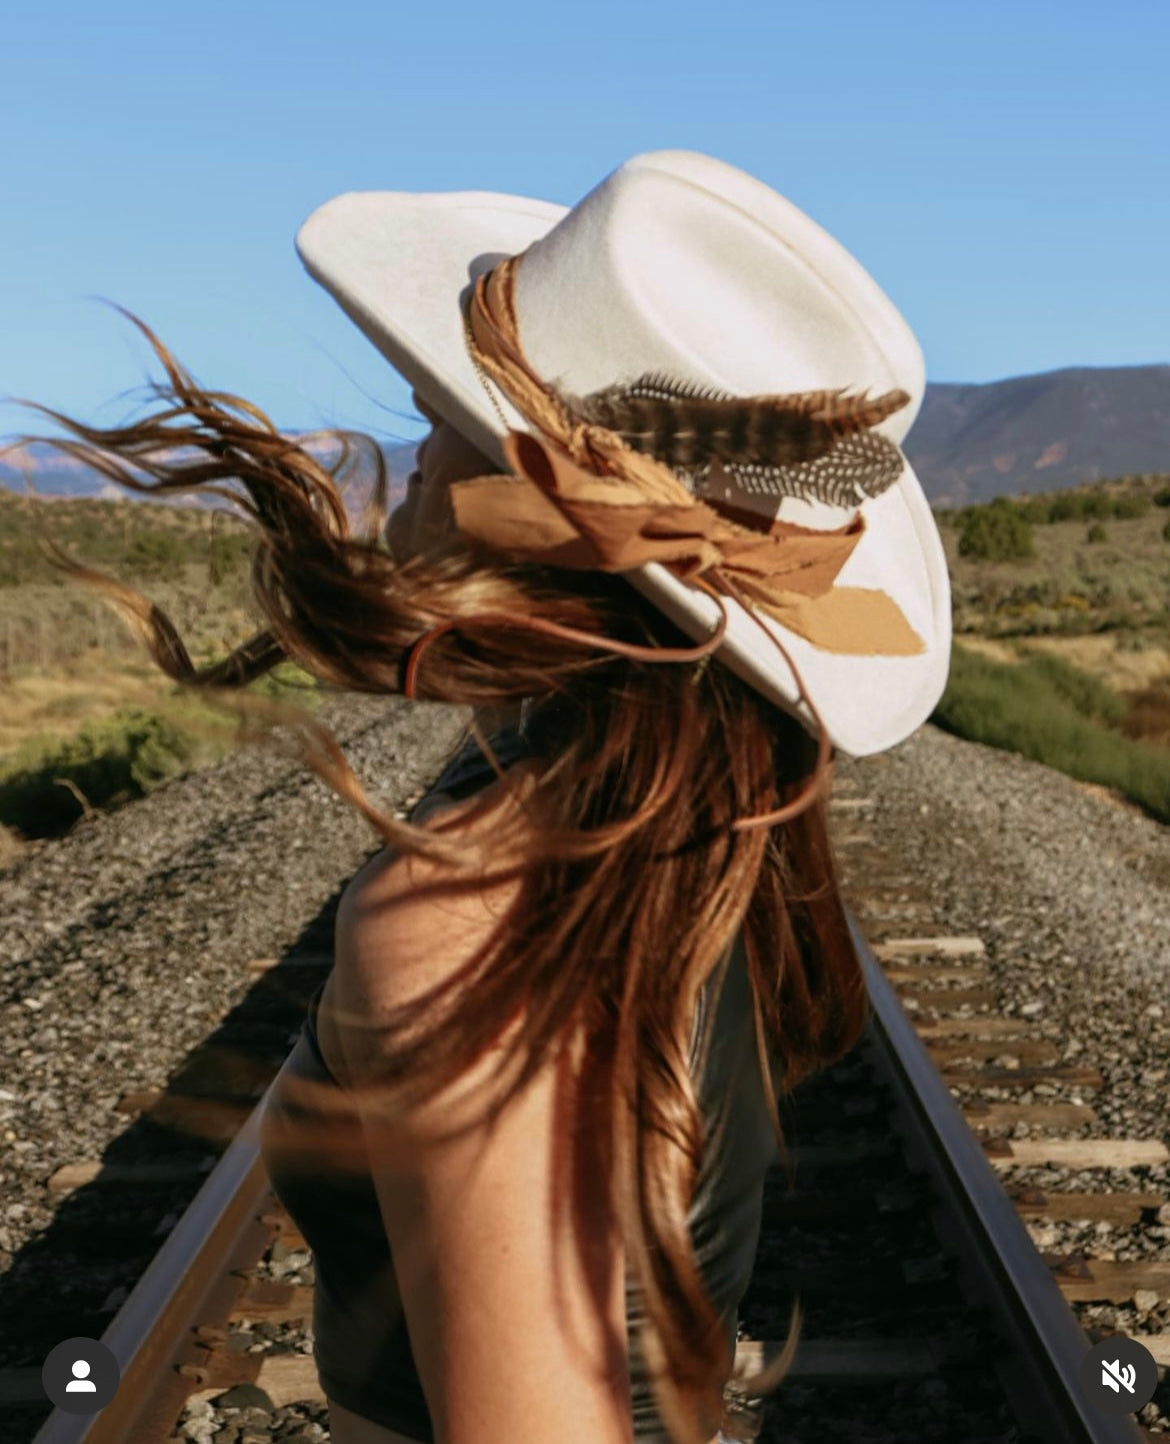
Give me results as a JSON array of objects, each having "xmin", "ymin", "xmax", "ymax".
[{"xmin": 562, "ymin": 373, "xmax": 910, "ymax": 507}]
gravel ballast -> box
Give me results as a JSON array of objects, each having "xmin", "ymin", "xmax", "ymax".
[
  {"xmin": 841, "ymin": 725, "xmax": 1170, "ymax": 1435},
  {"xmin": 0, "ymin": 693, "xmax": 472, "ymax": 1278}
]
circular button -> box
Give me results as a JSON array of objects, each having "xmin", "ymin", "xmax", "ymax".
[
  {"xmin": 1079, "ymin": 1334, "xmax": 1158, "ymax": 1414},
  {"xmin": 41, "ymin": 1337, "xmax": 121, "ymax": 1414}
]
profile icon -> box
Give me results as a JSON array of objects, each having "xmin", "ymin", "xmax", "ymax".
[
  {"xmin": 41, "ymin": 1338, "xmax": 120, "ymax": 1413},
  {"xmin": 65, "ymin": 1359, "xmax": 97, "ymax": 1393}
]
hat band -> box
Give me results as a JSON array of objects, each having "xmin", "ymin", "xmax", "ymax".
[{"xmin": 452, "ymin": 254, "xmax": 925, "ymax": 659}]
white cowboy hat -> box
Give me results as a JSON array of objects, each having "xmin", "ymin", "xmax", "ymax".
[{"xmin": 295, "ymin": 150, "xmax": 951, "ymax": 757}]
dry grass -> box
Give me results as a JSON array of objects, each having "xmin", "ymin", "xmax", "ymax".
[
  {"xmin": 0, "ymin": 652, "xmax": 193, "ymax": 756},
  {"xmin": 959, "ymin": 634, "xmax": 1170, "ymax": 694},
  {"xmin": 0, "ymin": 490, "xmax": 265, "ymax": 765},
  {"xmin": 953, "ymin": 636, "xmax": 1022, "ymax": 666},
  {"xmin": 1018, "ymin": 635, "xmax": 1170, "ymax": 691},
  {"xmin": 0, "ymin": 822, "xmax": 24, "ymax": 867},
  {"xmin": 0, "ymin": 487, "xmax": 258, "ymax": 671},
  {"xmin": 3, "ymin": 482, "xmax": 1167, "ymax": 795}
]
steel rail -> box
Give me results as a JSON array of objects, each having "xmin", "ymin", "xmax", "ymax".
[
  {"xmin": 852, "ymin": 913, "xmax": 1144, "ymax": 1444},
  {"xmin": 32, "ymin": 1091, "xmax": 277, "ymax": 1444}
]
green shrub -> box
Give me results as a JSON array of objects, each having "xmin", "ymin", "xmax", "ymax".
[
  {"xmin": 1111, "ymin": 494, "xmax": 1149, "ymax": 520},
  {"xmin": 1048, "ymin": 493, "xmax": 1080, "ymax": 522},
  {"xmin": 978, "ymin": 479, "xmax": 1170, "ymax": 525},
  {"xmin": 1163, "ymin": 517, "xmax": 1170, "ymax": 542},
  {"xmin": 208, "ymin": 531, "xmax": 253, "ymax": 588},
  {"xmin": 1086, "ymin": 522, "xmax": 1108, "ymax": 544},
  {"xmin": 249, "ymin": 663, "xmax": 323, "ymax": 704},
  {"xmin": 125, "ymin": 530, "xmax": 189, "ymax": 578},
  {"xmin": 0, "ymin": 539, "xmax": 48, "ymax": 588},
  {"xmin": 0, "ymin": 708, "xmax": 195, "ymax": 838},
  {"xmin": 1047, "ymin": 492, "xmax": 1111, "ymax": 523},
  {"xmin": 958, "ymin": 500, "xmax": 1035, "ymax": 561},
  {"xmin": 932, "ymin": 647, "xmax": 1170, "ymax": 823},
  {"xmin": 1016, "ymin": 498, "xmax": 1052, "ymax": 525}
]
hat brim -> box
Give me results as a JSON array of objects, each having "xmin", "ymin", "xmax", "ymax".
[
  {"xmin": 298, "ymin": 192, "xmax": 563, "ymax": 466},
  {"xmin": 297, "ymin": 190, "xmax": 951, "ymax": 758}
]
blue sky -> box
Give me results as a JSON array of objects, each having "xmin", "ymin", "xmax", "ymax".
[{"xmin": 3, "ymin": 0, "xmax": 1167, "ymax": 450}]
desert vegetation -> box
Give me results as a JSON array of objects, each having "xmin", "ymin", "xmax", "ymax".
[
  {"xmin": 0, "ymin": 491, "xmax": 259, "ymax": 669},
  {"xmin": 0, "ymin": 490, "xmax": 322, "ymax": 845},
  {"xmin": 933, "ymin": 647, "xmax": 1170, "ymax": 823},
  {"xmin": 934, "ymin": 473, "xmax": 1170, "ymax": 821},
  {"xmin": 2, "ymin": 467, "xmax": 1169, "ymax": 849}
]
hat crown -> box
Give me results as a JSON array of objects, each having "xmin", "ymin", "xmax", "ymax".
[{"xmin": 512, "ymin": 150, "xmax": 925, "ymax": 448}]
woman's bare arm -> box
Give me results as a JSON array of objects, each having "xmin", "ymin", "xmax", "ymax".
[{"xmin": 326, "ymin": 819, "xmax": 633, "ymax": 1444}]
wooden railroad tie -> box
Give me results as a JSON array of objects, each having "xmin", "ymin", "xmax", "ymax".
[
  {"xmin": 985, "ymin": 1138, "xmax": 1170, "ymax": 1170},
  {"xmin": 260, "ymin": 1211, "xmax": 309, "ymax": 1251},
  {"xmin": 873, "ymin": 937, "xmax": 987, "ymax": 960},
  {"xmin": 886, "ymin": 966, "xmax": 991, "ymax": 986},
  {"xmin": 252, "ymin": 1353, "xmax": 323, "ymax": 1407},
  {"xmin": 859, "ymin": 904, "xmax": 934, "ymax": 926},
  {"xmin": 733, "ymin": 1337, "xmax": 939, "ymax": 1379},
  {"xmin": 114, "ymin": 1091, "xmax": 256, "ymax": 1144},
  {"xmin": 179, "ymin": 1334, "xmax": 961, "ymax": 1412},
  {"xmin": 939, "ymin": 1064, "xmax": 1104, "ymax": 1090},
  {"xmin": 899, "ymin": 988, "xmax": 998, "ymax": 1012},
  {"xmin": 1011, "ymin": 1190, "xmax": 1166, "ymax": 1226},
  {"xmin": 963, "ymin": 1102, "xmax": 1097, "ymax": 1131},
  {"xmin": 927, "ymin": 1040, "xmax": 1061, "ymax": 1066},
  {"xmin": 828, "ymin": 796, "xmax": 876, "ymax": 812},
  {"xmin": 247, "ymin": 953, "xmax": 334, "ymax": 974},
  {"xmin": 230, "ymin": 1278, "xmax": 314, "ymax": 1324},
  {"xmin": 1047, "ymin": 1257, "xmax": 1170, "ymax": 1306},
  {"xmin": 915, "ymin": 1017, "xmax": 1033, "ymax": 1039},
  {"xmin": 47, "ymin": 1158, "xmax": 217, "ymax": 1196}
]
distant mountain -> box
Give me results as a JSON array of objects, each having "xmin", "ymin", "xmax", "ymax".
[
  {"xmin": 903, "ymin": 364, "xmax": 1170, "ymax": 508},
  {"xmin": 5, "ymin": 364, "xmax": 1169, "ymax": 511},
  {"xmin": 0, "ymin": 438, "xmax": 417, "ymax": 509}
]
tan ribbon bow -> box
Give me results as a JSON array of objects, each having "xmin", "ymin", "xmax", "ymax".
[{"xmin": 449, "ymin": 257, "xmax": 924, "ymax": 658}]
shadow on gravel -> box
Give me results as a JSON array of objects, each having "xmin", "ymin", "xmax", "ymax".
[{"xmin": 0, "ymin": 889, "xmax": 347, "ymax": 1444}]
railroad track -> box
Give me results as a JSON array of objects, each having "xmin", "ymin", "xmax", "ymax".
[{"xmin": 8, "ymin": 778, "xmax": 1168, "ymax": 1443}]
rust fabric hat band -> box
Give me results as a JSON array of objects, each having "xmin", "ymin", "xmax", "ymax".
[{"xmin": 448, "ymin": 256, "xmax": 925, "ymax": 660}]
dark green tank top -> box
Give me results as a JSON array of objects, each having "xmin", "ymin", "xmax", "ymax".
[{"xmin": 259, "ymin": 727, "xmax": 780, "ymax": 1441}]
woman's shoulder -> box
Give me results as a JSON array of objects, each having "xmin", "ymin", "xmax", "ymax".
[
  {"xmin": 327, "ymin": 745, "xmax": 544, "ymax": 1089},
  {"xmin": 345, "ymin": 723, "xmax": 540, "ymax": 911},
  {"xmin": 338, "ymin": 778, "xmax": 533, "ymax": 983}
]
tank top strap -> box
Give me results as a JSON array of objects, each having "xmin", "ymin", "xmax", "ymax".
[{"xmin": 415, "ymin": 722, "xmax": 533, "ymax": 813}]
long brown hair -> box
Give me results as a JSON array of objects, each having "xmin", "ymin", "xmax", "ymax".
[{"xmin": 14, "ymin": 314, "xmax": 868, "ymax": 1443}]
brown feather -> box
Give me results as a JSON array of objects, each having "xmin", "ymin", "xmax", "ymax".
[
  {"xmin": 560, "ymin": 373, "xmax": 910, "ymax": 507},
  {"xmin": 698, "ymin": 434, "xmax": 907, "ymax": 508}
]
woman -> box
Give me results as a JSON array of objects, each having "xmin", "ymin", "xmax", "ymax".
[{"xmin": 24, "ymin": 151, "xmax": 950, "ymax": 1443}]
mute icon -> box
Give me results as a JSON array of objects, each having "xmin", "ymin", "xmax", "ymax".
[
  {"xmin": 1101, "ymin": 1358, "xmax": 1136, "ymax": 1395},
  {"xmin": 1081, "ymin": 1335, "xmax": 1157, "ymax": 1413}
]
